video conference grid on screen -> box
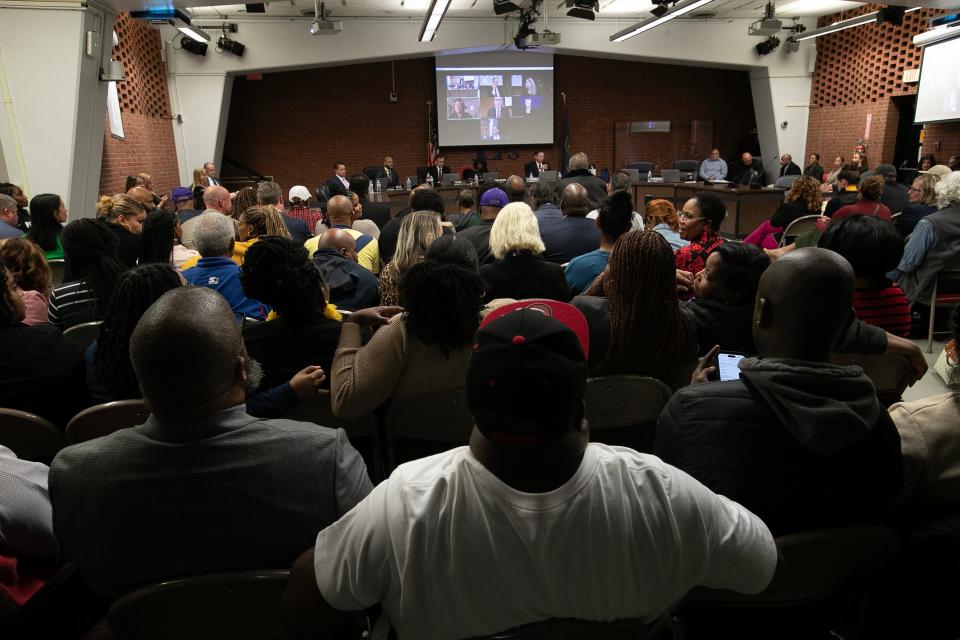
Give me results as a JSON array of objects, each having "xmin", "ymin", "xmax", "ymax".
[{"xmin": 436, "ymin": 57, "xmax": 554, "ymax": 147}]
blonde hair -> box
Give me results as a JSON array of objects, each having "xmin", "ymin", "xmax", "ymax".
[
  {"xmin": 489, "ymin": 202, "xmax": 544, "ymax": 260},
  {"xmin": 240, "ymin": 205, "xmax": 292, "ymax": 239},
  {"xmin": 96, "ymin": 194, "xmax": 144, "ymax": 224},
  {"xmin": 915, "ymin": 174, "xmax": 940, "ymax": 206},
  {"xmin": 394, "ymin": 211, "xmax": 442, "ymax": 273},
  {"xmin": 191, "ymin": 168, "xmax": 205, "ymax": 189}
]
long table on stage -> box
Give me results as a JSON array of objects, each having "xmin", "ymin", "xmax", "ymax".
[
  {"xmin": 372, "ymin": 181, "xmax": 785, "ymax": 237},
  {"xmin": 631, "ymin": 182, "xmax": 785, "ymax": 237}
]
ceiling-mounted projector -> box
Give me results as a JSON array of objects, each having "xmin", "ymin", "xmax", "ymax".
[
  {"xmin": 748, "ymin": 18, "xmax": 782, "ymax": 36},
  {"xmin": 494, "ymin": 0, "xmax": 534, "ymax": 14},
  {"xmin": 519, "ymin": 30, "xmax": 561, "ymax": 47},
  {"xmin": 309, "ymin": 19, "xmax": 343, "ymax": 34}
]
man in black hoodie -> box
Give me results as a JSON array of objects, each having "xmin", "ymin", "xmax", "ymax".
[{"xmin": 656, "ymin": 247, "xmax": 904, "ymax": 535}]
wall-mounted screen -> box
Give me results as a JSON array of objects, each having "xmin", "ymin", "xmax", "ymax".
[
  {"xmin": 915, "ymin": 36, "xmax": 960, "ymax": 123},
  {"xmin": 435, "ymin": 51, "xmax": 554, "ymax": 147}
]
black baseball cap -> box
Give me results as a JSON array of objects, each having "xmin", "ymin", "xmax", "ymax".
[{"xmin": 467, "ymin": 300, "xmax": 589, "ymax": 443}]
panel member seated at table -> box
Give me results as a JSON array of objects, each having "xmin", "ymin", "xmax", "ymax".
[
  {"xmin": 423, "ymin": 156, "xmax": 451, "ymax": 185},
  {"xmin": 524, "ymin": 151, "xmax": 549, "ymax": 178},
  {"xmin": 699, "ymin": 148, "xmax": 728, "ymax": 181},
  {"xmin": 373, "ymin": 156, "xmax": 400, "ymax": 190},
  {"xmin": 729, "ymin": 152, "xmax": 763, "ymax": 187}
]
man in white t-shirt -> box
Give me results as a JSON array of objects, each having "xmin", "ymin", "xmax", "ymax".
[{"xmin": 283, "ymin": 300, "xmax": 779, "ymax": 640}]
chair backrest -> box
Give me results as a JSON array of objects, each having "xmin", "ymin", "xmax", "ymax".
[
  {"xmin": 362, "ymin": 165, "xmax": 381, "ymax": 181},
  {"xmin": 65, "ymin": 399, "xmax": 150, "ymax": 444},
  {"xmin": 778, "ymin": 214, "xmax": 821, "ymax": 247},
  {"xmin": 283, "ymin": 389, "xmax": 377, "ymax": 439},
  {"xmin": 384, "ymin": 388, "xmax": 474, "ymax": 470},
  {"xmin": 63, "ymin": 320, "xmax": 102, "ymax": 350},
  {"xmin": 0, "ymin": 407, "xmax": 66, "ymax": 461},
  {"xmin": 829, "ymin": 353, "xmax": 912, "ymax": 407},
  {"xmin": 48, "ymin": 259, "xmax": 66, "ymax": 286},
  {"xmin": 627, "ymin": 161, "xmax": 654, "ymax": 173},
  {"xmin": 107, "ymin": 570, "xmax": 306, "ymax": 640},
  {"xmin": 416, "ymin": 166, "xmax": 430, "ymax": 183},
  {"xmin": 472, "ymin": 617, "xmax": 650, "ymax": 639},
  {"xmin": 674, "ymin": 159, "xmax": 699, "ymax": 173},
  {"xmin": 584, "ymin": 376, "xmax": 672, "ymax": 453},
  {"xmin": 774, "ymin": 175, "xmax": 799, "ymax": 189},
  {"xmin": 681, "ymin": 526, "xmax": 897, "ymax": 609}
]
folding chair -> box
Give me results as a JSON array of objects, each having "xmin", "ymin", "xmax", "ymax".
[
  {"xmin": 65, "ymin": 399, "xmax": 150, "ymax": 444},
  {"xmin": 62, "ymin": 321, "xmax": 102, "ymax": 350},
  {"xmin": 778, "ymin": 215, "xmax": 821, "ymax": 247},
  {"xmin": 384, "ymin": 388, "xmax": 474, "ymax": 472},
  {"xmin": 925, "ymin": 253, "xmax": 960, "ymax": 353},
  {"xmin": 829, "ymin": 353, "xmax": 913, "ymax": 408},
  {"xmin": 471, "ymin": 617, "xmax": 652, "ymax": 639},
  {"xmin": 671, "ymin": 526, "xmax": 898, "ymax": 640},
  {"xmin": 0, "ymin": 407, "xmax": 66, "ymax": 462},
  {"xmin": 47, "ymin": 259, "xmax": 66, "ymax": 286},
  {"xmin": 584, "ymin": 376, "xmax": 672, "ymax": 453},
  {"xmin": 107, "ymin": 570, "xmax": 307, "ymax": 640},
  {"xmin": 774, "ymin": 175, "xmax": 799, "ymax": 189},
  {"xmin": 283, "ymin": 388, "xmax": 382, "ymax": 480}
]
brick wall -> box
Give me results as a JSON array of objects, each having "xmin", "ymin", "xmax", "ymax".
[
  {"xmin": 805, "ymin": 4, "xmax": 960, "ymax": 167},
  {"xmin": 99, "ymin": 13, "xmax": 179, "ymax": 198},
  {"xmin": 924, "ymin": 122, "xmax": 960, "ymax": 164},
  {"xmin": 222, "ymin": 56, "xmax": 756, "ymax": 189}
]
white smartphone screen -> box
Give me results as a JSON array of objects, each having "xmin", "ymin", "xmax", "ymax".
[{"xmin": 717, "ymin": 352, "xmax": 745, "ymax": 381}]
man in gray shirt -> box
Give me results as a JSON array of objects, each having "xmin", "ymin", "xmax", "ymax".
[
  {"xmin": 49, "ymin": 287, "xmax": 373, "ymax": 598},
  {"xmin": 699, "ymin": 148, "xmax": 728, "ymax": 181}
]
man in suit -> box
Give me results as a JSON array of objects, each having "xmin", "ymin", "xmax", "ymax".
[
  {"xmin": 730, "ymin": 152, "xmax": 763, "ymax": 187},
  {"xmin": 256, "ymin": 181, "xmax": 311, "ymax": 243},
  {"xmin": 374, "ymin": 155, "xmax": 400, "ymax": 190},
  {"xmin": 555, "ymin": 152, "xmax": 608, "ymax": 210},
  {"xmin": 524, "ymin": 151, "xmax": 550, "ymax": 178},
  {"xmin": 424, "ymin": 155, "xmax": 451, "ymax": 185},
  {"xmin": 203, "ymin": 161, "xmax": 220, "ymax": 186},
  {"xmin": 48, "ymin": 287, "xmax": 373, "ymax": 598},
  {"xmin": 779, "ymin": 154, "xmax": 802, "ymax": 178},
  {"xmin": 327, "ymin": 161, "xmax": 351, "ymax": 196},
  {"xmin": 486, "ymin": 97, "xmax": 511, "ymax": 119},
  {"xmin": 539, "ymin": 183, "xmax": 602, "ymax": 263}
]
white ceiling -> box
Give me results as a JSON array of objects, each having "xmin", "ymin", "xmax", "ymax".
[{"xmin": 185, "ymin": 0, "xmax": 867, "ymax": 21}]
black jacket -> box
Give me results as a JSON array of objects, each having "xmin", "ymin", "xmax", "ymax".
[
  {"xmin": 779, "ymin": 162, "xmax": 802, "ymax": 177},
  {"xmin": 311, "ymin": 249, "xmax": 379, "ymax": 312},
  {"xmin": 655, "ymin": 358, "xmax": 903, "ymax": 535},
  {"xmin": 804, "ymin": 163, "xmax": 825, "ymax": 180},
  {"xmin": 481, "ymin": 252, "xmax": 570, "ymax": 303},
  {"xmin": 881, "ymin": 181, "xmax": 910, "ymax": 215},
  {"xmin": 556, "ymin": 170, "xmax": 608, "ymax": 210},
  {"xmin": 108, "ymin": 223, "xmax": 141, "ymax": 268}
]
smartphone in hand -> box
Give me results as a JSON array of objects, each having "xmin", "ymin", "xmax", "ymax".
[{"xmin": 714, "ymin": 351, "xmax": 747, "ymax": 382}]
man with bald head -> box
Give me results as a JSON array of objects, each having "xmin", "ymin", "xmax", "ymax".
[
  {"xmin": 504, "ymin": 175, "xmax": 526, "ymax": 203},
  {"xmin": 555, "ymin": 152, "xmax": 607, "ymax": 209},
  {"xmin": 304, "ymin": 195, "xmax": 381, "ymax": 274},
  {"xmin": 311, "ymin": 228, "xmax": 379, "ymax": 311},
  {"xmin": 538, "ymin": 183, "xmax": 601, "ymax": 264},
  {"xmin": 656, "ymin": 248, "xmax": 904, "ymax": 535},
  {"xmin": 180, "ymin": 184, "xmax": 233, "ymax": 250},
  {"xmin": 48, "ymin": 287, "xmax": 373, "ymax": 598}
]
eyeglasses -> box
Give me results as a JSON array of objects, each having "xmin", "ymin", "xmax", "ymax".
[{"xmin": 679, "ymin": 212, "xmax": 706, "ymax": 221}]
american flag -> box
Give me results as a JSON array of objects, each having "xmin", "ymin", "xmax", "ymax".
[{"xmin": 427, "ymin": 100, "xmax": 439, "ymax": 166}]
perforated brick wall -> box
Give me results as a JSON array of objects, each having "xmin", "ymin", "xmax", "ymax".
[
  {"xmin": 98, "ymin": 13, "xmax": 179, "ymax": 198},
  {"xmin": 805, "ymin": 4, "xmax": 960, "ymax": 167}
]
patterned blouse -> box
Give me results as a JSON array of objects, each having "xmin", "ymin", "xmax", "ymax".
[
  {"xmin": 379, "ymin": 261, "xmax": 401, "ymax": 307},
  {"xmin": 674, "ymin": 230, "xmax": 725, "ymax": 274}
]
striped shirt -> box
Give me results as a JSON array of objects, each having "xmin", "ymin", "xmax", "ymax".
[
  {"xmin": 853, "ymin": 285, "xmax": 911, "ymax": 338},
  {"xmin": 48, "ymin": 280, "xmax": 100, "ymax": 330}
]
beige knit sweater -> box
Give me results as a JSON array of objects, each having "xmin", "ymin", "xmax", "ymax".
[{"xmin": 331, "ymin": 319, "xmax": 472, "ymax": 418}]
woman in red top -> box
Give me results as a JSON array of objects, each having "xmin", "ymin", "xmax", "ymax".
[
  {"xmin": 818, "ymin": 214, "xmax": 910, "ymax": 337},
  {"xmin": 675, "ymin": 192, "xmax": 727, "ymax": 274},
  {"xmin": 833, "ymin": 175, "xmax": 891, "ymax": 222}
]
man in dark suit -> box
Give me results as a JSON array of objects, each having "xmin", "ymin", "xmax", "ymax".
[
  {"xmin": 349, "ymin": 174, "xmax": 392, "ymax": 229},
  {"xmin": 424, "ymin": 155, "xmax": 451, "ymax": 185},
  {"xmin": 256, "ymin": 181, "xmax": 311, "ymax": 243},
  {"xmin": 779, "ymin": 154, "xmax": 802, "ymax": 178},
  {"xmin": 48, "ymin": 287, "xmax": 373, "ymax": 598},
  {"xmin": 373, "ymin": 155, "xmax": 400, "ymax": 190},
  {"xmin": 327, "ymin": 161, "xmax": 351, "ymax": 196},
  {"xmin": 730, "ymin": 152, "xmax": 764, "ymax": 186},
  {"xmin": 524, "ymin": 151, "xmax": 550, "ymax": 178},
  {"xmin": 555, "ymin": 152, "xmax": 608, "ymax": 210},
  {"xmin": 486, "ymin": 97, "xmax": 511, "ymax": 119}
]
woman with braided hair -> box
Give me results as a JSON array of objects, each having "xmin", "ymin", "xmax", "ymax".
[
  {"xmin": 140, "ymin": 208, "xmax": 198, "ymax": 268},
  {"xmin": 573, "ymin": 230, "xmax": 697, "ymax": 388},
  {"xmin": 241, "ymin": 235, "xmax": 343, "ymax": 390},
  {"xmin": 330, "ymin": 234, "xmax": 485, "ymax": 418},
  {"xmin": 48, "ymin": 219, "xmax": 127, "ymax": 330},
  {"xmin": 0, "ymin": 264, "xmax": 88, "ymax": 427}
]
